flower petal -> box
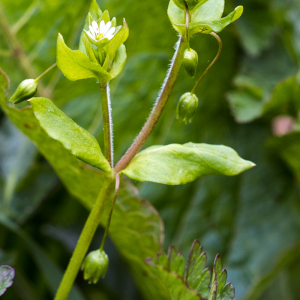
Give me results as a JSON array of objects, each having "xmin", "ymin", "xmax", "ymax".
[
  {"xmin": 105, "ymin": 27, "xmax": 115, "ymax": 38},
  {"xmin": 86, "ymin": 31, "xmax": 96, "ymax": 41},
  {"xmin": 89, "ymin": 25, "xmax": 95, "ymax": 36},
  {"xmin": 106, "ymin": 34, "xmax": 114, "ymax": 40},
  {"xmin": 99, "ymin": 20, "xmax": 106, "ymax": 34},
  {"xmin": 103, "ymin": 21, "xmax": 112, "ymax": 35},
  {"xmin": 92, "ymin": 21, "xmax": 98, "ymax": 32}
]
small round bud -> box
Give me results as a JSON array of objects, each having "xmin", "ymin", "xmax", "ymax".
[
  {"xmin": 9, "ymin": 79, "xmax": 38, "ymax": 104},
  {"xmin": 183, "ymin": 48, "xmax": 198, "ymax": 78},
  {"xmin": 176, "ymin": 92, "xmax": 199, "ymax": 124},
  {"xmin": 81, "ymin": 250, "xmax": 109, "ymax": 284}
]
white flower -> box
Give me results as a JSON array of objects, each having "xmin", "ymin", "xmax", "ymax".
[{"xmin": 87, "ymin": 20, "xmax": 116, "ymax": 42}]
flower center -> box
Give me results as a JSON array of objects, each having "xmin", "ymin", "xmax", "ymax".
[{"xmin": 96, "ymin": 33, "xmax": 104, "ymax": 40}]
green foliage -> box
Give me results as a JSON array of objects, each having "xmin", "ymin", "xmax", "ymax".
[
  {"xmin": 168, "ymin": 0, "xmax": 243, "ymax": 37},
  {"xmin": 1, "ymin": 0, "xmax": 300, "ymax": 299},
  {"xmin": 122, "ymin": 143, "xmax": 254, "ymax": 185},
  {"xmin": 30, "ymin": 97, "xmax": 110, "ymax": 172},
  {"xmin": 146, "ymin": 240, "xmax": 235, "ymax": 300}
]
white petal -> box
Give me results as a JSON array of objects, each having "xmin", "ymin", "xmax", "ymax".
[
  {"xmin": 99, "ymin": 20, "xmax": 106, "ymax": 34},
  {"xmin": 105, "ymin": 27, "xmax": 115, "ymax": 38},
  {"xmin": 106, "ymin": 34, "xmax": 114, "ymax": 40},
  {"xmin": 89, "ymin": 25, "xmax": 95, "ymax": 36},
  {"xmin": 102, "ymin": 21, "xmax": 112, "ymax": 35},
  {"xmin": 86, "ymin": 31, "xmax": 96, "ymax": 41},
  {"xmin": 92, "ymin": 21, "xmax": 98, "ymax": 31}
]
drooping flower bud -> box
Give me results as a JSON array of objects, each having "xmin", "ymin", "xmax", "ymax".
[
  {"xmin": 183, "ymin": 48, "xmax": 198, "ymax": 78},
  {"xmin": 81, "ymin": 250, "xmax": 109, "ymax": 284},
  {"xmin": 9, "ymin": 79, "xmax": 38, "ymax": 104},
  {"xmin": 176, "ymin": 92, "xmax": 199, "ymax": 124}
]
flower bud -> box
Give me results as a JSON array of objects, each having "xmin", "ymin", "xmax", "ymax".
[
  {"xmin": 176, "ymin": 92, "xmax": 199, "ymax": 124},
  {"xmin": 9, "ymin": 79, "xmax": 38, "ymax": 104},
  {"xmin": 183, "ymin": 48, "xmax": 198, "ymax": 78},
  {"xmin": 81, "ymin": 250, "xmax": 109, "ymax": 284}
]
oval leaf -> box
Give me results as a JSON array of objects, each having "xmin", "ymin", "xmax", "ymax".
[
  {"xmin": 122, "ymin": 143, "xmax": 255, "ymax": 185},
  {"xmin": 30, "ymin": 97, "xmax": 111, "ymax": 172},
  {"xmin": 0, "ymin": 265, "xmax": 15, "ymax": 296}
]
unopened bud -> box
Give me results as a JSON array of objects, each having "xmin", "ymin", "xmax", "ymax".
[
  {"xmin": 183, "ymin": 48, "xmax": 198, "ymax": 78},
  {"xmin": 176, "ymin": 92, "xmax": 199, "ymax": 124},
  {"xmin": 9, "ymin": 79, "xmax": 38, "ymax": 104},
  {"xmin": 81, "ymin": 250, "xmax": 109, "ymax": 284}
]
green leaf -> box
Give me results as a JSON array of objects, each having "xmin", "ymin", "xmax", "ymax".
[
  {"xmin": 57, "ymin": 34, "xmax": 112, "ymax": 84},
  {"xmin": 173, "ymin": 6, "xmax": 243, "ymax": 36},
  {"xmin": 186, "ymin": 240, "xmax": 210, "ymax": 297},
  {"xmin": 168, "ymin": 246, "xmax": 185, "ymax": 276},
  {"xmin": 0, "ymin": 69, "xmax": 167, "ymax": 300},
  {"xmin": 146, "ymin": 241, "xmax": 235, "ymax": 300},
  {"xmin": 30, "ymin": 97, "xmax": 111, "ymax": 172},
  {"xmin": 168, "ymin": 0, "xmax": 240, "ymax": 37},
  {"xmin": 0, "ymin": 265, "xmax": 14, "ymax": 296},
  {"xmin": 122, "ymin": 143, "xmax": 255, "ymax": 185}
]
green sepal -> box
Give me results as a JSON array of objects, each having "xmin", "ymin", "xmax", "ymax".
[
  {"xmin": 109, "ymin": 44, "xmax": 127, "ymax": 78},
  {"xmin": 30, "ymin": 97, "xmax": 111, "ymax": 172},
  {"xmin": 82, "ymin": 34, "xmax": 98, "ymax": 64},
  {"xmin": 57, "ymin": 34, "xmax": 112, "ymax": 84},
  {"xmin": 122, "ymin": 143, "xmax": 255, "ymax": 185},
  {"xmin": 88, "ymin": 0, "xmax": 103, "ymax": 21},
  {"xmin": 97, "ymin": 10, "xmax": 110, "ymax": 24},
  {"xmin": 103, "ymin": 19, "xmax": 129, "ymax": 72},
  {"xmin": 83, "ymin": 29, "xmax": 111, "ymax": 48}
]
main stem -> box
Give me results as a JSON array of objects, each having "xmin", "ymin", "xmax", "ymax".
[
  {"xmin": 114, "ymin": 37, "xmax": 187, "ymax": 173},
  {"xmin": 54, "ymin": 174, "xmax": 115, "ymax": 300},
  {"xmin": 100, "ymin": 84, "xmax": 114, "ymax": 167}
]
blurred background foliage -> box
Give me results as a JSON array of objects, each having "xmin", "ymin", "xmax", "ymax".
[{"xmin": 0, "ymin": 0, "xmax": 300, "ymax": 299}]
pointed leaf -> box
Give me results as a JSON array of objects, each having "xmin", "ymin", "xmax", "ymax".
[
  {"xmin": 122, "ymin": 143, "xmax": 255, "ymax": 185},
  {"xmin": 88, "ymin": 0, "xmax": 102, "ymax": 21},
  {"xmin": 57, "ymin": 34, "xmax": 112, "ymax": 84},
  {"xmin": 168, "ymin": 246, "xmax": 185, "ymax": 276},
  {"xmin": 217, "ymin": 283, "xmax": 235, "ymax": 300},
  {"xmin": 186, "ymin": 240, "xmax": 207, "ymax": 290},
  {"xmin": 0, "ymin": 266, "xmax": 14, "ymax": 296},
  {"xmin": 30, "ymin": 97, "xmax": 111, "ymax": 172}
]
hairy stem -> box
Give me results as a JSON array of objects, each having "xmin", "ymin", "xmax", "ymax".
[
  {"xmin": 190, "ymin": 32, "xmax": 222, "ymax": 95},
  {"xmin": 100, "ymin": 84, "xmax": 114, "ymax": 167},
  {"xmin": 54, "ymin": 174, "xmax": 115, "ymax": 300},
  {"xmin": 114, "ymin": 37, "xmax": 187, "ymax": 173},
  {"xmin": 100, "ymin": 173, "xmax": 120, "ymax": 251}
]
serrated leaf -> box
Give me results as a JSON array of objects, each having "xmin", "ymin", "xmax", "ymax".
[
  {"xmin": 0, "ymin": 265, "xmax": 14, "ymax": 296},
  {"xmin": 122, "ymin": 143, "xmax": 255, "ymax": 185},
  {"xmin": 57, "ymin": 34, "xmax": 112, "ymax": 84},
  {"xmin": 217, "ymin": 283, "xmax": 235, "ymax": 300},
  {"xmin": 168, "ymin": 246, "xmax": 185, "ymax": 277},
  {"xmin": 146, "ymin": 258, "xmax": 203, "ymax": 300},
  {"xmin": 30, "ymin": 97, "xmax": 111, "ymax": 172},
  {"xmin": 186, "ymin": 240, "xmax": 208, "ymax": 293}
]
